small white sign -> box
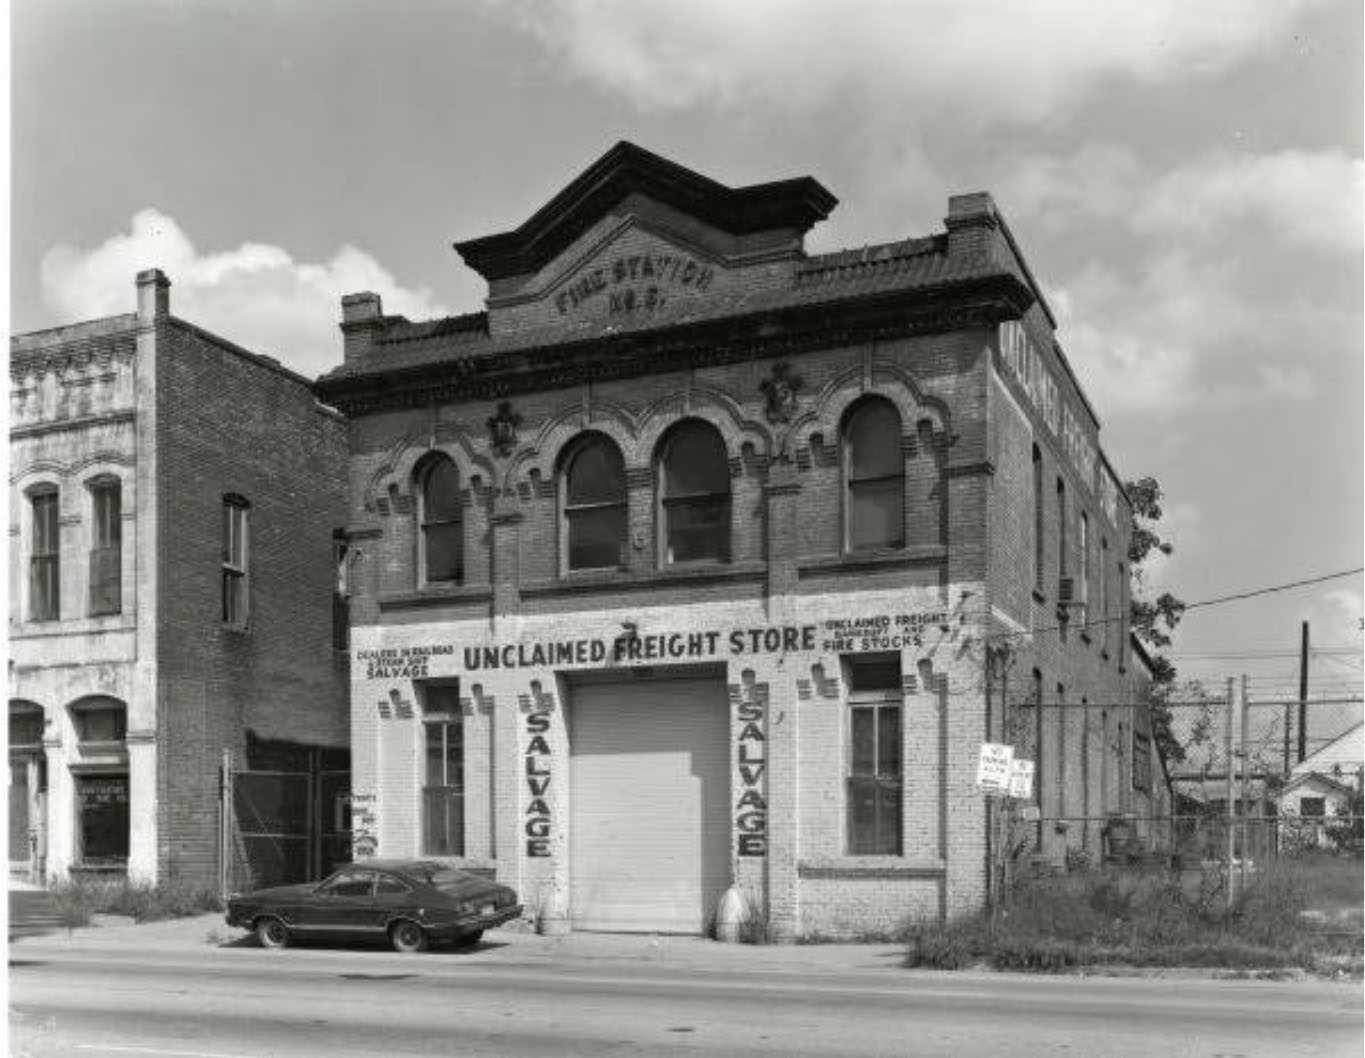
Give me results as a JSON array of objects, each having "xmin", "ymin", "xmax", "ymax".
[
  {"xmin": 976, "ymin": 742, "xmax": 1014, "ymax": 793},
  {"xmin": 1007, "ymin": 758, "xmax": 1035, "ymax": 799}
]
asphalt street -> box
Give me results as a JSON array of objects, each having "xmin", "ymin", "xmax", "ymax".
[{"xmin": 7, "ymin": 917, "xmax": 1362, "ymax": 1058}]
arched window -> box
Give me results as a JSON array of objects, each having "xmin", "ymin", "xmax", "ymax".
[
  {"xmin": 561, "ymin": 434, "xmax": 627, "ymax": 572},
  {"xmin": 70, "ymin": 696, "xmax": 127, "ymax": 746},
  {"xmin": 417, "ymin": 455, "xmax": 463, "ymax": 585},
  {"xmin": 844, "ymin": 399, "xmax": 905, "ymax": 551},
  {"xmin": 658, "ymin": 421, "xmax": 731, "ymax": 565},
  {"xmin": 9, "ymin": 700, "xmax": 44, "ymax": 750}
]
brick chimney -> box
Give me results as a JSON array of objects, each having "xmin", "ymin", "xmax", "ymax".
[
  {"xmin": 136, "ymin": 268, "xmax": 171, "ymax": 321},
  {"xmin": 943, "ymin": 192, "xmax": 999, "ymax": 261},
  {"xmin": 340, "ymin": 292, "xmax": 383, "ymax": 363}
]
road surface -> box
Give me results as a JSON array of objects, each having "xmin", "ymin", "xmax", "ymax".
[{"xmin": 9, "ymin": 932, "xmax": 1361, "ymax": 1057}]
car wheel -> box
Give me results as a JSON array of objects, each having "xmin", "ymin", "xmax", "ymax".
[
  {"xmin": 256, "ymin": 916, "xmax": 289, "ymax": 950},
  {"xmin": 389, "ymin": 919, "xmax": 428, "ymax": 954},
  {"xmin": 453, "ymin": 929, "xmax": 484, "ymax": 948}
]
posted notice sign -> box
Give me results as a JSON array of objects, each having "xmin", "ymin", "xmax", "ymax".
[
  {"xmin": 976, "ymin": 743, "xmax": 1014, "ymax": 793},
  {"xmin": 1008, "ymin": 759, "xmax": 1035, "ymax": 799}
]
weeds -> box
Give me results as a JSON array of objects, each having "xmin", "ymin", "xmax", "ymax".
[
  {"xmin": 905, "ymin": 855, "xmax": 1363, "ymax": 975},
  {"xmin": 49, "ymin": 877, "xmax": 224, "ymax": 926}
]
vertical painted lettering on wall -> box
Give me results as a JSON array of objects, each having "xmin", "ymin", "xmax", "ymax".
[
  {"xmin": 998, "ymin": 322, "xmax": 1100, "ymax": 505},
  {"xmin": 525, "ymin": 710, "xmax": 552, "ymax": 856},
  {"xmin": 736, "ymin": 694, "xmax": 768, "ymax": 856}
]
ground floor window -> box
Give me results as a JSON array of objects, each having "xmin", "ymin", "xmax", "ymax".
[
  {"xmin": 846, "ymin": 654, "xmax": 903, "ymax": 855},
  {"xmin": 421, "ymin": 683, "xmax": 464, "ymax": 856},
  {"xmin": 75, "ymin": 774, "xmax": 129, "ymax": 865}
]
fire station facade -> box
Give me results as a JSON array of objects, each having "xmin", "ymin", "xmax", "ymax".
[{"xmin": 317, "ymin": 143, "xmax": 1138, "ymax": 938}]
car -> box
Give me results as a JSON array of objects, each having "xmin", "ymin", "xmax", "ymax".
[{"xmin": 225, "ymin": 860, "xmax": 523, "ymax": 953}]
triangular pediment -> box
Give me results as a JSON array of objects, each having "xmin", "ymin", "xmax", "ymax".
[{"xmin": 454, "ymin": 141, "xmax": 837, "ymax": 284}]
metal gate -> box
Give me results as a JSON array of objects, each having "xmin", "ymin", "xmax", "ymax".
[{"xmin": 221, "ymin": 744, "xmax": 350, "ymax": 894}]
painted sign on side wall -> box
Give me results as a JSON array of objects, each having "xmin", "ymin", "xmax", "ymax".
[
  {"xmin": 525, "ymin": 710, "xmax": 553, "ymax": 857},
  {"xmin": 736, "ymin": 696, "xmax": 767, "ymax": 857}
]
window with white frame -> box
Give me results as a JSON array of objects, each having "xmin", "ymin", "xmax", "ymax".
[
  {"xmin": 89, "ymin": 477, "xmax": 122, "ymax": 616},
  {"xmin": 29, "ymin": 486, "xmax": 60, "ymax": 621},
  {"xmin": 846, "ymin": 654, "xmax": 903, "ymax": 855},
  {"xmin": 421, "ymin": 682, "xmax": 464, "ymax": 856},
  {"xmin": 222, "ymin": 495, "xmax": 250, "ymax": 628},
  {"xmin": 844, "ymin": 399, "xmax": 905, "ymax": 552}
]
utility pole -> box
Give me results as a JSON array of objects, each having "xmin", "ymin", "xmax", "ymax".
[
  {"xmin": 1296, "ymin": 621, "xmax": 1309, "ymax": 764},
  {"xmin": 1240, "ymin": 674, "xmax": 1251, "ymax": 889},
  {"xmin": 1224, "ymin": 677, "xmax": 1236, "ymax": 916}
]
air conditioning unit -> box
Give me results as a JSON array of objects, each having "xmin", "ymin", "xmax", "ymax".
[{"xmin": 1057, "ymin": 577, "xmax": 1075, "ymax": 603}]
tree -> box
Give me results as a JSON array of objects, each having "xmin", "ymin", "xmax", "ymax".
[{"xmin": 1126, "ymin": 476, "xmax": 1188, "ymax": 763}]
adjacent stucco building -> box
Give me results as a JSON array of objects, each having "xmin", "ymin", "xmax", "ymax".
[
  {"xmin": 9, "ymin": 271, "xmax": 350, "ymax": 886},
  {"xmin": 317, "ymin": 143, "xmax": 1151, "ymax": 938}
]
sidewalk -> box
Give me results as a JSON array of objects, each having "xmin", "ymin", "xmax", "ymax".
[{"xmin": 14, "ymin": 911, "xmax": 912, "ymax": 977}]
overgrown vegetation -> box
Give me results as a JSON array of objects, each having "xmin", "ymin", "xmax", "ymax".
[
  {"xmin": 49, "ymin": 877, "xmax": 225, "ymax": 928},
  {"xmin": 905, "ymin": 855, "xmax": 1363, "ymax": 975}
]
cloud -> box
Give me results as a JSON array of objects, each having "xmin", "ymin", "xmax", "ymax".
[
  {"xmin": 1133, "ymin": 150, "xmax": 1365, "ymax": 252},
  {"xmin": 494, "ymin": 0, "xmax": 1324, "ymax": 125},
  {"xmin": 40, "ymin": 209, "xmax": 449, "ymax": 378}
]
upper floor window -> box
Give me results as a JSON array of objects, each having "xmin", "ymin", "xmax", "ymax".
[
  {"xmin": 1056, "ymin": 478, "xmax": 1068, "ymax": 596},
  {"xmin": 417, "ymin": 455, "xmax": 463, "ymax": 584},
  {"xmin": 658, "ymin": 421, "xmax": 730, "ymax": 565},
  {"xmin": 89, "ymin": 477, "xmax": 122, "ymax": 616},
  {"xmin": 29, "ymin": 486, "xmax": 60, "ymax": 621},
  {"xmin": 561, "ymin": 434, "xmax": 627, "ymax": 572},
  {"xmin": 222, "ymin": 495, "xmax": 250, "ymax": 628},
  {"xmin": 1078, "ymin": 511, "xmax": 1090, "ymax": 618},
  {"xmin": 71, "ymin": 696, "xmax": 127, "ymax": 746},
  {"xmin": 844, "ymin": 399, "xmax": 905, "ymax": 551},
  {"xmin": 332, "ymin": 530, "xmax": 350, "ymax": 651},
  {"xmin": 9, "ymin": 701, "xmax": 44, "ymax": 750},
  {"xmin": 1132, "ymin": 731, "xmax": 1152, "ymax": 792},
  {"xmin": 1032, "ymin": 446, "xmax": 1044, "ymax": 591}
]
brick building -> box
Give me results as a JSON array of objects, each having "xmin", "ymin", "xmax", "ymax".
[
  {"xmin": 9, "ymin": 271, "xmax": 350, "ymax": 887},
  {"xmin": 317, "ymin": 143, "xmax": 1151, "ymax": 938}
]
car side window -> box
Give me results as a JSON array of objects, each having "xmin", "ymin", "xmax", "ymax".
[
  {"xmin": 319, "ymin": 869, "xmax": 374, "ymax": 897},
  {"xmin": 374, "ymin": 873, "xmax": 410, "ymax": 895}
]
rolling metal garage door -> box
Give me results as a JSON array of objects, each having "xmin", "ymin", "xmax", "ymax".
[{"xmin": 569, "ymin": 674, "xmax": 730, "ymax": 934}]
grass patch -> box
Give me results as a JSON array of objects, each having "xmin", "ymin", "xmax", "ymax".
[
  {"xmin": 905, "ymin": 856, "xmax": 1363, "ymax": 976},
  {"xmin": 50, "ymin": 877, "xmax": 225, "ymax": 926}
]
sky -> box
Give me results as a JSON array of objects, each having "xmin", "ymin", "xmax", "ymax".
[{"xmin": 9, "ymin": 0, "xmax": 1364, "ymax": 710}]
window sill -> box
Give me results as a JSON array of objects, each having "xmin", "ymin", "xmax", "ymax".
[
  {"xmin": 798, "ymin": 856, "xmax": 946, "ymax": 879},
  {"xmin": 11, "ymin": 613, "xmax": 137, "ymax": 639},
  {"xmin": 378, "ymin": 584, "xmax": 494, "ymax": 611},
  {"xmin": 521, "ymin": 561, "xmax": 767, "ymax": 599},
  {"xmin": 798, "ymin": 546, "xmax": 947, "ymax": 577}
]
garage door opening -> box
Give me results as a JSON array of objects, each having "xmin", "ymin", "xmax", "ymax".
[{"xmin": 567, "ymin": 669, "xmax": 730, "ymax": 934}]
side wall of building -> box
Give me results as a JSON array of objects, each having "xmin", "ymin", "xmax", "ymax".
[{"xmin": 156, "ymin": 320, "xmax": 350, "ymax": 884}]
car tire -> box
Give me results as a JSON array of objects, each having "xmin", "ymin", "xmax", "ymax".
[
  {"xmin": 453, "ymin": 929, "xmax": 484, "ymax": 948},
  {"xmin": 389, "ymin": 919, "xmax": 428, "ymax": 954},
  {"xmin": 256, "ymin": 916, "xmax": 289, "ymax": 950}
]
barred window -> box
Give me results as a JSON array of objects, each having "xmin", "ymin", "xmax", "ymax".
[{"xmin": 846, "ymin": 654, "xmax": 902, "ymax": 855}]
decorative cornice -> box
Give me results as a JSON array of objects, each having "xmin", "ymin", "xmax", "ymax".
[
  {"xmin": 10, "ymin": 409, "xmax": 137, "ymax": 441},
  {"xmin": 318, "ymin": 277, "xmax": 1032, "ymax": 417}
]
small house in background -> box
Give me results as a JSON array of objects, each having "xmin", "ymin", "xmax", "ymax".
[
  {"xmin": 1276, "ymin": 722, "xmax": 1364, "ymax": 851},
  {"xmin": 9, "ymin": 271, "xmax": 350, "ymax": 890}
]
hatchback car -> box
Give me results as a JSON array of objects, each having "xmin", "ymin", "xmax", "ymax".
[{"xmin": 226, "ymin": 860, "xmax": 523, "ymax": 953}]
